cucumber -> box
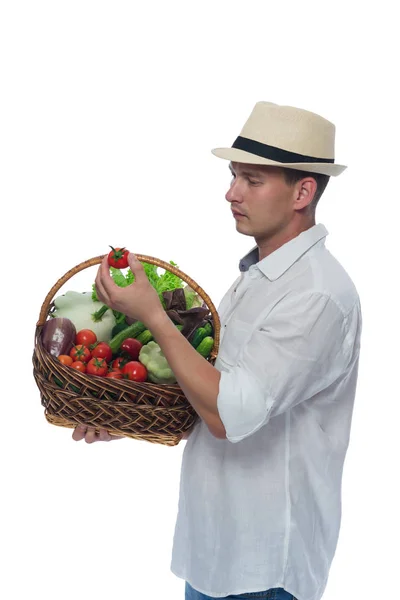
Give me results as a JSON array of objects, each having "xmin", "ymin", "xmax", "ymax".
[
  {"xmin": 203, "ymin": 322, "xmax": 213, "ymax": 336},
  {"xmin": 53, "ymin": 376, "xmax": 64, "ymax": 388},
  {"xmin": 109, "ymin": 321, "xmax": 146, "ymax": 354},
  {"xmin": 111, "ymin": 321, "xmax": 129, "ymax": 338},
  {"xmin": 191, "ymin": 326, "xmax": 208, "ymax": 348},
  {"xmin": 136, "ymin": 329, "xmax": 154, "ymax": 345},
  {"xmin": 195, "ymin": 336, "xmax": 214, "ymax": 358}
]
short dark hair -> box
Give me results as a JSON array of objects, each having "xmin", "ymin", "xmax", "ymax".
[{"xmin": 281, "ymin": 168, "xmax": 330, "ymax": 213}]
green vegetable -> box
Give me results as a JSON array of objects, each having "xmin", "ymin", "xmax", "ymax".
[
  {"xmin": 136, "ymin": 323, "xmax": 182, "ymax": 346},
  {"xmin": 203, "ymin": 322, "xmax": 213, "ymax": 336},
  {"xmin": 111, "ymin": 261, "xmax": 184, "ymax": 307},
  {"xmin": 52, "ymin": 291, "xmax": 116, "ymax": 343},
  {"xmin": 110, "ymin": 267, "xmax": 131, "ymax": 287},
  {"xmin": 136, "ymin": 329, "xmax": 154, "ymax": 345},
  {"xmin": 141, "ymin": 263, "xmax": 160, "ymax": 288},
  {"xmin": 191, "ymin": 326, "xmax": 208, "ymax": 348},
  {"xmin": 111, "ymin": 321, "xmax": 130, "ymax": 337},
  {"xmin": 139, "ymin": 341, "xmax": 177, "ymax": 384},
  {"xmin": 53, "ymin": 376, "xmax": 64, "ymax": 388},
  {"xmin": 183, "ymin": 285, "xmax": 203, "ymax": 309},
  {"xmin": 92, "ymin": 270, "xmax": 131, "ymax": 326},
  {"xmin": 109, "ymin": 321, "xmax": 146, "ymax": 354},
  {"xmin": 93, "ymin": 261, "xmax": 184, "ymax": 312},
  {"xmin": 195, "ymin": 336, "xmax": 214, "ymax": 359},
  {"xmin": 156, "ymin": 261, "xmax": 184, "ymax": 302}
]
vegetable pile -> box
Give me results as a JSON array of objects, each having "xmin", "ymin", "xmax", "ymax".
[{"xmin": 40, "ymin": 249, "xmax": 215, "ymax": 386}]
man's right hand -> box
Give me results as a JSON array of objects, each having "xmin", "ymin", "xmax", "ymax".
[{"xmin": 72, "ymin": 424, "xmax": 123, "ymax": 443}]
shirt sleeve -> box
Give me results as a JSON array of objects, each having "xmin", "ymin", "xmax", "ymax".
[{"xmin": 216, "ymin": 292, "xmax": 360, "ymax": 443}]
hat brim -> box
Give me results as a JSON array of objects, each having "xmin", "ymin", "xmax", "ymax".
[{"xmin": 211, "ymin": 147, "xmax": 347, "ymax": 177}]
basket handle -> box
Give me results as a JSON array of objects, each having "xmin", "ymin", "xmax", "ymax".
[{"xmin": 36, "ymin": 254, "xmax": 220, "ymax": 359}]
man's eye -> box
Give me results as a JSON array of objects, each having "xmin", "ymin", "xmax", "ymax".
[{"xmin": 248, "ymin": 179, "xmax": 260, "ymax": 185}]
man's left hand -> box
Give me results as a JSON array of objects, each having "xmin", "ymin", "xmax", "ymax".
[{"xmin": 95, "ymin": 253, "xmax": 164, "ymax": 327}]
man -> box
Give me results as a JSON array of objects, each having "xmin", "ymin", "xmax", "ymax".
[{"xmin": 73, "ymin": 102, "xmax": 362, "ymax": 600}]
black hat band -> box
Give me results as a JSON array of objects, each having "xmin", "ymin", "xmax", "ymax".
[{"xmin": 232, "ymin": 136, "xmax": 334, "ymax": 164}]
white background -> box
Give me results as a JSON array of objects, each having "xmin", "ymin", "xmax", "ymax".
[{"xmin": 1, "ymin": 1, "xmax": 399, "ymax": 599}]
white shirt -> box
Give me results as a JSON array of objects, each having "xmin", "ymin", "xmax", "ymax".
[{"xmin": 170, "ymin": 223, "xmax": 362, "ymax": 600}]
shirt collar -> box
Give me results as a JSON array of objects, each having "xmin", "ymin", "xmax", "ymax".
[{"xmin": 239, "ymin": 223, "xmax": 329, "ymax": 281}]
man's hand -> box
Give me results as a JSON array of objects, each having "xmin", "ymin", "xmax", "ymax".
[
  {"xmin": 95, "ymin": 252, "xmax": 225, "ymax": 440},
  {"xmin": 95, "ymin": 253, "xmax": 164, "ymax": 327},
  {"xmin": 72, "ymin": 424, "xmax": 123, "ymax": 443}
]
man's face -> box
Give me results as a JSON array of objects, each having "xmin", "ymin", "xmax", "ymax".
[{"xmin": 226, "ymin": 162, "xmax": 296, "ymax": 242}]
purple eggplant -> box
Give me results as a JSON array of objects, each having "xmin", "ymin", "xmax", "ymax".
[{"xmin": 41, "ymin": 317, "xmax": 77, "ymax": 357}]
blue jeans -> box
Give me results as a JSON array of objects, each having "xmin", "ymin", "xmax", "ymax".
[{"xmin": 185, "ymin": 582, "xmax": 297, "ymax": 599}]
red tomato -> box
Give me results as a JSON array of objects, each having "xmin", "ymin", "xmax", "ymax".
[
  {"xmin": 71, "ymin": 361, "xmax": 87, "ymax": 373},
  {"xmin": 92, "ymin": 342, "xmax": 113, "ymax": 363},
  {"xmin": 122, "ymin": 361, "xmax": 147, "ymax": 382},
  {"xmin": 107, "ymin": 246, "xmax": 129, "ymax": 269},
  {"xmin": 58, "ymin": 354, "xmax": 73, "ymax": 366},
  {"xmin": 86, "ymin": 358, "xmax": 108, "ymax": 377},
  {"xmin": 75, "ymin": 329, "xmax": 97, "ymax": 347},
  {"xmin": 106, "ymin": 370, "xmax": 123, "ymax": 379},
  {"xmin": 112, "ymin": 357, "xmax": 128, "ymax": 371},
  {"xmin": 70, "ymin": 345, "xmax": 91, "ymax": 363},
  {"xmin": 120, "ymin": 338, "xmax": 142, "ymax": 360}
]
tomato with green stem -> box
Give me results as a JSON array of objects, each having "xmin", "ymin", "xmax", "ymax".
[
  {"xmin": 86, "ymin": 358, "xmax": 108, "ymax": 377},
  {"xmin": 70, "ymin": 345, "xmax": 91, "ymax": 363},
  {"xmin": 107, "ymin": 246, "xmax": 129, "ymax": 269},
  {"xmin": 112, "ymin": 357, "xmax": 128, "ymax": 371}
]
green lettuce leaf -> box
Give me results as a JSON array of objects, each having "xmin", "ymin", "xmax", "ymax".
[{"xmin": 92, "ymin": 261, "xmax": 184, "ymax": 309}]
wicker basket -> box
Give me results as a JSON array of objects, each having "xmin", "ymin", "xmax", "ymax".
[{"xmin": 32, "ymin": 254, "xmax": 220, "ymax": 446}]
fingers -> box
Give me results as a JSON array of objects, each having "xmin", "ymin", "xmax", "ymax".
[
  {"xmin": 85, "ymin": 427, "xmax": 98, "ymax": 444},
  {"xmin": 95, "ymin": 257, "xmax": 111, "ymax": 304},
  {"xmin": 72, "ymin": 424, "xmax": 87, "ymax": 441},
  {"xmin": 72, "ymin": 425, "xmax": 114, "ymax": 443},
  {"xmin": 95, "ymin": 278, "xmax": 108, "ymax": 305},
  {"xmin": 98, "ymin": 428, "xmax": 113, "ymax": 442},
  {"xmin": 127, "ymin": 253, "xmax": 145, "ymax": 280}
]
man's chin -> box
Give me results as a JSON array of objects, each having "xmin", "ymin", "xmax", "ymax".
[{"xmin": 235, "ymin": 221, "xmax": 252, "ymax": 236}]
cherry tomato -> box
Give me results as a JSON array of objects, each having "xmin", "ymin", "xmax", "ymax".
[
  {"xmin": 107, "ymin": 246, "xmax": 129, "ymax": 269},
  {"xmin": 120, "ymin": 338, "xmax": 142, "ymax": 360},
  {"xmin": 92, "ymin": 342, "xmax": 113, "ymax": 363},
  {"xmin": 86, "ymin": 357, "xmax": 108, "ymax": 377},
  {"xmin": 71, "ymin": 361, "xmax": 87, "ymax": 373},
  {"xmin": 75, "ymin": 329, "xmax": 97, "ymax": 347},
  {"xmin": 106, "ymin": 370, "xmax": 123, "ymax": 379},
  {"xmin": 112, "ymin": 357, "xmax": 128, "ymax": 371},
  {"xmin": 58, "ymin": 354, "xmax": 73, "ymax": 366},
  {"xmin": 122, "ymin": 361, "xmax": 147, "ymax": 382},
  {"xmin": 70, "ymin": 345, "xmax": 91, "ymax": 363}
]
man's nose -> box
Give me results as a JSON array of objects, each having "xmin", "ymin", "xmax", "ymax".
[{"xmin": 225, "ymin": 179, "xmax": 242, "ymax": 203}]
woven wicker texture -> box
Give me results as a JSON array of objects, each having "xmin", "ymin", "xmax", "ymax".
[{"xmin": 33, "ymin": 254, "xmax": 220, "ymax": 446}]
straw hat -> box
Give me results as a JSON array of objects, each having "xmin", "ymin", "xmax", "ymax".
[{"xmin": 211, "ymin": 101, "xmax": 346, "ymax": 176}]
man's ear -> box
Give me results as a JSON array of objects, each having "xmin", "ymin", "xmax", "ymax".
[{"xmin": 295, "ymin": 177, "xmax": 317, "ymax": 210}]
